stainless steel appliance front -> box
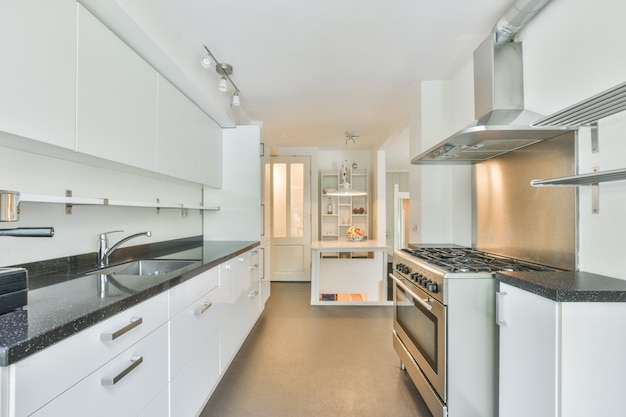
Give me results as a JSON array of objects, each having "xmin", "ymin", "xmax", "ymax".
[{"xmin": 392, "ymin": 274, "xmax": 445, "ymax": 400}]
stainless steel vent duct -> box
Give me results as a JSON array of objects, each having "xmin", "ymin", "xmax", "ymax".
[{"xmin": 412, "ymin": 0, "xmax": 573, "ymax": 164}]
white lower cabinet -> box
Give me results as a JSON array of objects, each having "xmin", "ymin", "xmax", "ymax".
[
  {"xmin": 169, "ymin": 269, "xmax": 221, "ymax": 416},
  {"xmin": 1, "ymin": 249, "xmax": 262, "ymax": 417},
  {"xmin": 498, "ymin": 282, "xmax": 626, "ymax": 417},
  {"xmin": 3, "ymin": 292, "xmax": 168, "ymax": 417},
  {"xmin": 31, "ymin": 324, "xmax": 169, "ymax": 417},
  {"xmin": 497, "ymin": 283, "xmax": 558, "ymax": 417}
]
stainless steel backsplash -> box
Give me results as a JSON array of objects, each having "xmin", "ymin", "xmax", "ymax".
[{"xmin": 473, "ymin": 132, "xmax": 577, "ymax": 270}]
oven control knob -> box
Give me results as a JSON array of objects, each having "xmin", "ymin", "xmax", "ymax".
[
  {"xmin": 410, "ymin": 273, "xmax": 420, "ymax": 282},
  {"xmin": 396, "ymin": 264, "xmax": 409, "ymax": 274},
  {"xmin": 427, "ymin": 282, "xmax": 439, "ymax": 293},
  {"xmin": 419, "ymin": 277, "xmax": 428, "ymax": 286}
]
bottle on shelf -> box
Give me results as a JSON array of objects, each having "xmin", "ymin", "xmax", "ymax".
[{"xmin": 327, "ymin": 197, "xmax": 333, "ymax": 214}]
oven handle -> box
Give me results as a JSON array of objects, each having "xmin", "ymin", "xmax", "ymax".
[{"xmin": 389, "ymin": 273, "xmax": 433, "ymax": 311}]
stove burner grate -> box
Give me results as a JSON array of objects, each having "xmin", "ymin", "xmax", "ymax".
[{"xmin": 404, "ymin": 247, "xmax": 555, "ymax": 273}]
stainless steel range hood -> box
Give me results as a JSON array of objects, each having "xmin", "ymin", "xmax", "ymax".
[{"xmin": 412, "ymin": 1, "xmax": 573, "ymax": 164}]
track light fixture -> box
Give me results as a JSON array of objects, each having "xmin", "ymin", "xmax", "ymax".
[
  {"xmin": 218, "ymin": 76, "xmax": 228, "ymax": 92},
  {"xmin": 200, "ymin": 55, "xmax": 212, "ymax": 68},
  {"xmin": 202, "ymin": 45, "xmax": 241, "ymax": 101}
]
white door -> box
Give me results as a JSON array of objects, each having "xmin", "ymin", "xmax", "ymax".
[
  {"xmin": 393, "ymin": 184, "xmax": 410, "ymax": 251},
  {"xmin": 270, "ymin": 156, "xmax": 311, "ymax": 281}
]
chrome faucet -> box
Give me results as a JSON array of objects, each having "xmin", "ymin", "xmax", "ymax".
[{"xmin": 97, "ymin": 230, "xmax": 152, "ymax": 268}]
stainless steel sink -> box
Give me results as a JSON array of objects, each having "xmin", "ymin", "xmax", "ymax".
[{"xmin": 94, "ymin": 259, "xmax": 201, "ymax": 277}]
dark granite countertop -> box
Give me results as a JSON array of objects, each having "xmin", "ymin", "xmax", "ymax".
[
  {"xmin": 496, "ymin": 270, "xmax": 626, "ymax": 302},
  {"xmin": 0, "ymin": 237, "xmax": 259, "ymax": 366}
]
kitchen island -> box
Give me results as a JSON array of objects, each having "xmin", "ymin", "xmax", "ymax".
[{"xmin": 311, "ymin": 240, "xmax": 390, "ymax": 305}]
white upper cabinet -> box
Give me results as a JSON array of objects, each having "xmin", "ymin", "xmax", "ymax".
[
  {"xmin": 76, "ymin": 5, "xmax": 158, "ymax": 171},
  {"xmin": 157, "ymin": 76, "xmax": 222, "ymax": 186},
  {"xmin": 0, "ymin": 0, "xmax": 77, "ymax": 149}
]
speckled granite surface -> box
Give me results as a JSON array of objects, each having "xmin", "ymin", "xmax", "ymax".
[
  {"xmin": 0, "ymin": 238, "xmax": 259, "ymax": 366},
  {"xmin": 496, "ymin": 270, "xmax": 626, "ymax": 302}
]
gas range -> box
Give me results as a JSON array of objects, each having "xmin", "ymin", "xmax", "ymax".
[{"xmin": 393, "ymin": 245, "xmax": 555, "ymax": 305}]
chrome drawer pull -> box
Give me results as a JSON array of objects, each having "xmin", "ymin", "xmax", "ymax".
[
  {"xmin": 101, "ymin": 317, "xmax": 143, "ymax": 341},
  {"xmin": 194, "ymin": 301, "xmax": 213, "ymax": 316},
  {"xmin": 248, "ymin": 290, "xmax": 259, "ymax": 298},
  {"xmin": 101, "ymin": 355, "xmax": 143, "ymax": 386},
  {"xmin": 249, "ymin": 264, "xmax": 259, "ymax": 270}
]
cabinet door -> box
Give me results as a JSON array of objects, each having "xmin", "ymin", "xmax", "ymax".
[
  {"xmin": 169, "ymin": 284, "xmax": 220, "ymax": 417},
  {"xmin": 157, "ymin": 76, "xmax": 222, "ymax": 184},
  {"xmin": 76, "ymin": 5, "xmax": 157, "ymax": 170},
  {"xmin": 0, "ymin": 0, "xmax": 76, "ymax": 149},
  {"xmin": 169, "ymin": 286, "xmax": 220, "ymax": 379},
  {"xmin": 168, "ymin": 266, "xmax": 219, "ymax": 319},
  {"xmin": 31, "ymin": 324, "xmax": 168, "ymax": 417},
  {"xmin": 259, "ymin": 245, "xmax": 271, "ymax": 306},
  {"xmin": 498, "ymin": 283, "xmax": 558, "ymax": 417},
  {"xmin": 9, "ymin": 292, "xmax": 167, "ymax": 417}
]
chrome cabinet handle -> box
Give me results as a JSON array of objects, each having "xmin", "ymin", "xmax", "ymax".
[
  {"xmin": 251, "ymin": 250, "xmax": 259, "ymax": 255},
  {"xmin": 101, "ymin": 355, "xmax": 143, "ymax": 386},
  {"xmin": 194, "ymin": 301, "xmax": 213, "ymax": 316},
  {"xmin": 389, "ymin": 274, "xmax": 433, "ymax": 311},
  {"xmin": 496, "ymin": 291, "xmax": 507, "ymax": 326},
  {"xmin": 249, "ymin": 264, "xmax": 259, "ymax": 270},
  {"xmin": 101, "ymin": 317, "xmax": 142, "ymax": 341},
  {"xmin": 224, "ymin": 263, "xmax": 231, "ymax": 270},
  {"xmin": 248, "ymin": 290, "xmax": 259, "ymax": 298}
]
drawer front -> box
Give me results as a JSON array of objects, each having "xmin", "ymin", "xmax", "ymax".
[
  {"xmin": 169, "ymin": 267, "xmax": 219, "ymax": 318},
  {"xmin": 169, "ymin": 287, "xmax": 219, "ymax": 378},
  {"xmin": 11, "ymin": 292, "xmax": 168, "ymax": 417},
  {"xmin": 31, "ymin": 324, "xmax": 168, "ymax": 417},
  {"xmin": 170, "ymin": 336, "xmax": 220, "ymax": 417}
]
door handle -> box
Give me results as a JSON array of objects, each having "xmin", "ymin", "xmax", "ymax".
[
  {"xmin": 100, "ymin": 317, "xmax": 142, "ymax": 341},
  {"xmin": 496, "ymin": 291, "xmax": 507, "ymax": 326}
]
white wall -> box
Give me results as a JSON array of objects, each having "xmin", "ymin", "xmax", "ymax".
[
  {"xmin": 0, "ymin": 143, "xmax": 202, "ymax": 266},
  {"xmin": 518, "ymin": 0, "xmax": 626, "ymax": 279},
  {"xmin": 409, "ymin": 0, "xmax": 626, "ymax": 278},
  {"xmin": 409, "ymin": 62, "xmax": 474, "ymax": 246}
]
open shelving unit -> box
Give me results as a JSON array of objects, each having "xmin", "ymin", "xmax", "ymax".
[
  {"xmin": 320, "ymin": 169, "xmax": 369, "ymax": 242},
  {"xmin": 530, "ymin": 81, "xmax": 626, "ymax": 213}
]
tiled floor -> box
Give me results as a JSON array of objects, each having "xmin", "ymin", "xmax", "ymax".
[{"xmin": 200, "ymin": 282, "xmax": 432, "ymax": 417}]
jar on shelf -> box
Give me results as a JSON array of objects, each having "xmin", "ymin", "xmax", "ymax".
[{"xmin": 327, "ymin": 197, "xmax": 333, "ymax": 214}]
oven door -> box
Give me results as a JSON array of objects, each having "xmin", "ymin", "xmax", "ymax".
[{"xmin": 391, "ymin": 274, "xmax": 446, "ymax": 401}]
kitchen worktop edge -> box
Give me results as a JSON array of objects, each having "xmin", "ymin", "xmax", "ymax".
[
  {"xmin": 496, "ymin": 270, "xmax": 626, "ymax": 302},
  {"xmin": 0, "ymin": 238, "xmax": 260, "ymax": 366}
]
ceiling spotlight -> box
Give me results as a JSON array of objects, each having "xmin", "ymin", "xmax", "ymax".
[
  {"xmin": 203, "ymin": 45, "xmax": 241, "ymax": 100},
  {"xmin": 200, "ymin": 55, "xmax": 212, "ymax": 68},
  {"xmin": 218, "ymin": 76, "xmax": 228, "ymax": 92}
]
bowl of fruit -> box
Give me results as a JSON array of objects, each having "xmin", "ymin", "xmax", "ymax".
[{"xmin": 346, "ymin": 226, "xmax": 365, "ymax": 241}]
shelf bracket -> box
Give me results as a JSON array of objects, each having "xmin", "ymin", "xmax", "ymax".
[
  {"xmin": 591, "ymin": 166, "xmax": 600, "ymax": 214},
  {"xmin": 591, "ymin": 183, "xmax": 599, "ymax": 214},
  {"xmin": 590, "ymin": 122, "xmax": 599, "ymax": 153},
  {"xmin": 65, "ymin": 190, "xmax": 73, "ymax": 215}
]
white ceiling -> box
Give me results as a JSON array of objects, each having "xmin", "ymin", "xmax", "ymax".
[{"xmin": 101, "ymin": 0, "xmax": 514, "ymax": 151}]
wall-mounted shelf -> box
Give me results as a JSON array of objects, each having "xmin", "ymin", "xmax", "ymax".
[
  {"xmin": 530, "ymin": 81, "xmax": 626, "ymax": 214},
  {"xmin": 531, "ymin": 82, "xmax": 626, "ymax": 128},
  {"xmin": 20, "ymin": 191, "xmax": 219, "ymax": 215},
  {"xmin": 530, "ymin": 168, "xmax": 626, "ymax": 187}
]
